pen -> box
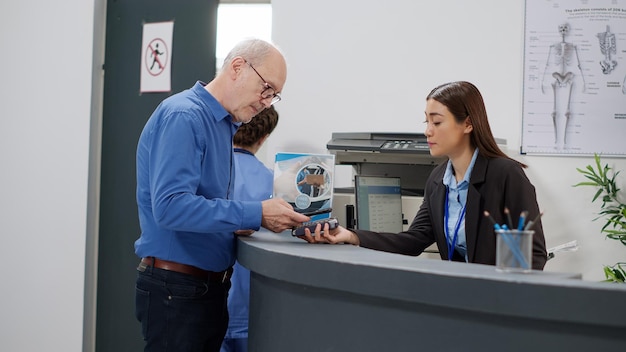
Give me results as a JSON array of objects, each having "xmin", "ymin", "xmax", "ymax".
[
  {"xmin": 504, "ymin": 207, "xmax": 513, "ymax": 230},
  {"xmin": 483, "ymin": 211, "xmax": 502, "ymax": 230},
  {"xmin": 524, "ymin": 211, "xmax": 544, "ymax": 231},
  {"xmin": 517, "ymin": 210, "xmax": 528, "ymax": 231}
]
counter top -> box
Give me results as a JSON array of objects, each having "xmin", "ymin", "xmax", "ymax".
[{"xmin": 238, "ymin": 230, "xmax": 626, "ymax": 352}]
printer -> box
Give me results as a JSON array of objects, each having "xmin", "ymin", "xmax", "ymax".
[
  {"xmin": 326, "ymin": 132, "xmax": 442, "ymax": 256},
  {"xmin": 327, "ymin": 132, "xmax": 445, "ymax": 194}
]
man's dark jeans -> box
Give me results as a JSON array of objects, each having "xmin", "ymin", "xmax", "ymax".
[{"xmin": 135, "ymin": 265, "xmax": 230, "ymax": 352}]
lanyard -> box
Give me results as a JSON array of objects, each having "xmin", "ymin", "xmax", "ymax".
[{"xmin": 444, "ymin": 187, "xmax": 467, "ymax": 261}]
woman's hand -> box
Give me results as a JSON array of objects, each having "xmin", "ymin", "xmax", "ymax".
[{"xmin": 298, "ymin": 224, "xmax": 360, "ymax": 245}]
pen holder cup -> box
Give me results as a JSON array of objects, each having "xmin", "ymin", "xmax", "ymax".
[{"xmin": 495, "ymin": 230, "xmax": 534, "ymax": 273}]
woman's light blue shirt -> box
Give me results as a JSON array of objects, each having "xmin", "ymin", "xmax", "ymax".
[{"xmin": 442, "ymin": 148, "xmax": 479, "ymax": 261}]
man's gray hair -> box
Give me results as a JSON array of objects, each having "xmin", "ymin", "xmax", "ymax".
[{"xmin": 220, "ymin": 38, "xmax": 277, "ymax": 72}]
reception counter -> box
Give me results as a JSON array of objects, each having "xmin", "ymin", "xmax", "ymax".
[{"xmin": 238, "ymin": 230, "xmax": 626, "ymax": 352}]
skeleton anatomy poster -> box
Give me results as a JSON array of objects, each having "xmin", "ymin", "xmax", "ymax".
[{"xmin": 522, "ymin": 0, "xmax": 626, "ymax": 155}]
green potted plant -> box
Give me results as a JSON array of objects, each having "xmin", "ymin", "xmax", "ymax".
[{"xmin": 574, "ymin": 153, "xmax": 626, "ymax": 283}]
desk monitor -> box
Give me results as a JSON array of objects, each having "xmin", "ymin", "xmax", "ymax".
[{"xmin": 354, "ymin": 175, "xmax": 403, "ymax": 233}]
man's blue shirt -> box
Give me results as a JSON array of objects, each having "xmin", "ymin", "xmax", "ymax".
[{"xmin": 134, "ymin": 81, "xmax": 262, "ymax": 272}]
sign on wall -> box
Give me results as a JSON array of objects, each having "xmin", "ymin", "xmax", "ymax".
[
  {"xmin": 521, "ymin": 0, "xmax": 626, "ymax": 156},
  {"xmin": 140, "ymin": 21, "xmax": 174, "ymax": 93}
]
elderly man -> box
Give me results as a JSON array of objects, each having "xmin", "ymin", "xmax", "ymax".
[{"xmin": 134, "ymin": 38, "xmax": 309, "ymax": 352}]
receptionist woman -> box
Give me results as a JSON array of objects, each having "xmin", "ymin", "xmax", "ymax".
[{"xmin": 302, "ymin": 81, "xmax": 548, "ymax": 270}]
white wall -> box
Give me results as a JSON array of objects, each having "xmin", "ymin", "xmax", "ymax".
[
  {"xmin": 267, "ymin": 0, "xmax": 626, "ymax": 281},
  {"xmin": 0, "ymin": 0, "xmax": 103, "ymax": 351}
]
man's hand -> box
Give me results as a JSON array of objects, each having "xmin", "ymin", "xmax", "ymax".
[{"xmin": 261, "ymin": 198, "xmax": 310, "ymax": 233}]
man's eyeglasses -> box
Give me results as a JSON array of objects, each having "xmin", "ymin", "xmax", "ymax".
[{"xmin": 244, "ymin": 59, "xmax": 282, "ymax": 105}]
